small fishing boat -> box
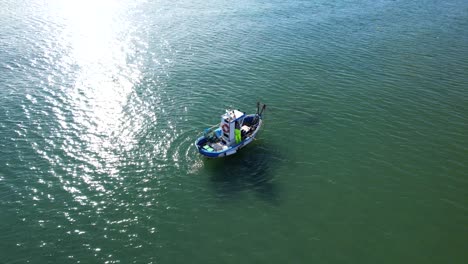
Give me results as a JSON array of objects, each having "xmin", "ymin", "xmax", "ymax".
[{"xmin": 195, "ymin": 102, "xmax": 266, "ymax": 158}]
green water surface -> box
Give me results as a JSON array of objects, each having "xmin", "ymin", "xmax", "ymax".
[{"xmin": 1, "ymin": 0, "xmax": 467, "ymax": 263}]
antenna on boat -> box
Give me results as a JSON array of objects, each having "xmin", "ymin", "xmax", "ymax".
[{"xmin": 259, "ymin": 104, "xmax": 266, "ymax": 116}]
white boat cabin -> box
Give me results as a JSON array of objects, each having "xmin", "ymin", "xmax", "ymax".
[{"xmin": 220, "ymin": 109, "xmax": 245, "ymax": 146}]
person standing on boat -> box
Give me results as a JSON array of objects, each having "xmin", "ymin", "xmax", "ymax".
[{"xmin": 235, "ymin": 121, "xmax": 241, "ymax": 144}]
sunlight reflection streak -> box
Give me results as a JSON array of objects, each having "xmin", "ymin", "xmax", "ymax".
[{"xmin": 55, "ymin": 0, "xmax": 144, "ymax": 196}]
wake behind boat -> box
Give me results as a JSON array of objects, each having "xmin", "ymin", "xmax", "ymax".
[{"xmin": 195, "ymin": 103, "xmax": 266, "ymax": 158}]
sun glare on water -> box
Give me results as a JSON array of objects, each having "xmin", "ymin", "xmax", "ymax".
[
  {"xmin": 45, "ymin": 0, "xmax": 148, "ymax": 197},
  {"xmin": 58, "ymin": 0, "xmax": 143, "ymax": 149}
]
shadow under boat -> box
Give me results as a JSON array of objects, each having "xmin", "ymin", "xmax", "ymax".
[{"xmin": 203, "ymin": 142, "xmax": 282, "ymax": 204}]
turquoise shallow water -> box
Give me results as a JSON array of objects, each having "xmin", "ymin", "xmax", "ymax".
[{"xmin": 1, "ymin": 0, "xmax": 468, "ymax": 263}]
